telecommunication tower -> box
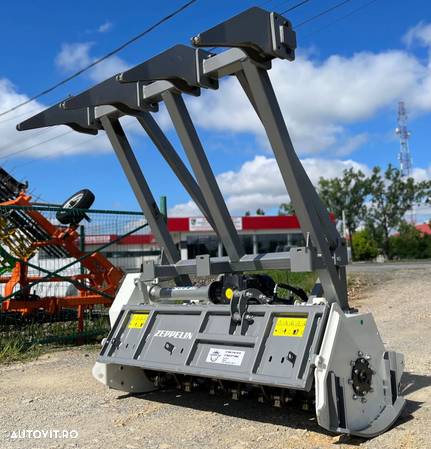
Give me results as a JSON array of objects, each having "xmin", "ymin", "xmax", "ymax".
[{"xmin": 395, "ymin": 101, "xmax": 412, "ymax": 177}]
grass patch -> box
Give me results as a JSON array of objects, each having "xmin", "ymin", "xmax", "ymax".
[
  {"xmin": 0, "ymin": 316, "xmax": 110, "ymax": 364},
  {"xmin": 0, "ymin": 339, "xmax": 41, "ymax": 364},
  {"xmin": 255, "ymin": 270, "xmax": 318, "ymax": 293}
]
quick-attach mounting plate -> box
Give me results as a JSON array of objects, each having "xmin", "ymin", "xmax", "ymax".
[
  {"xmin": 191, "ymin": 7, "xmax": 296, "ymax": 63},
  {"xmin": 16, "ymin": 102, "xmax": 101, "ymax": 134},
  {"xmin": 60, "ymin": 75, "xmax": 158, "ymax": 115},
  {"xmin": 118, "ymin": 44, "xmax": 218, "ymax": 94}
]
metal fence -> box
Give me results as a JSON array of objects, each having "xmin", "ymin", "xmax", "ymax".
[
  {"xmin": 0, "ymin": 205, "xmax": 157, "ymax": 300},
  {"xmin": 0, "ymin": 205, "xmax": 157, "ymax": 353}
]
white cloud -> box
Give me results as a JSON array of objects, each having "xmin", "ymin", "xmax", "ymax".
[
  {"xmin": 55, "ymin": 42, "xmax": 128, "ymax": 82},
  {"xmin": 0, "ymin": 79, "xmax": 111, "ymax": 159},
  {"xmin": 169, "ymin": 155, "xmax": 370, "ymax": 216},
  {"xmin": 169, "ymin": 200, "xmax": 200, "ymax": 217},
  {"xmin": 56, "ymin": 43, "xmax": 92, "ymax": 71},
  {"xmin": 403, "ymin": 22, "xmax": 431, "ymax": 48},
  {"xmin": 97, "ymin": 21, "xmax": 112, "ymax": 33},
  {"xmin": 185, "ymin": 46, "xmax": 429, "ymax": 155},
  {"xmin": 334, "ymin": 133, "xmax": 369, "ymax": 156},
  {"xmin": 412, "ymin": 166, "xmax": 431, "ymax": 182}
]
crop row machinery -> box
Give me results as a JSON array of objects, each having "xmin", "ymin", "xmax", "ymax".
[{"xmin": 18, "ymin": 7, "xmax": 405, "ymax": 437}]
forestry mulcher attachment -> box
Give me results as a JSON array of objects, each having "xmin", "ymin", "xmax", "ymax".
[{"xmin": 18, "ymin": 7, "xmax": 405, "ymax": 437}]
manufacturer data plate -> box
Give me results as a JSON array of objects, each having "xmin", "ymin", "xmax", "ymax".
[
  {"xmin": 273, "ymin": 316, "xmax": 308, "ymax": 337},
  {"xmin": 206, "ymin": 348, "xmax": 245, "ymax": 366},
  {"xmin": 128, "ymin": 313, "xmax": 149, "ymax": 329}
]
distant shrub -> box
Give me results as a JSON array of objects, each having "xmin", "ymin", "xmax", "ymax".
[
  {"xmin": 389, "ymin": 222, "xmax": 431, "ymax": 260},
  {"xmin": 352, "ymin": 229, "xmax": 379, "ymax": 261}
]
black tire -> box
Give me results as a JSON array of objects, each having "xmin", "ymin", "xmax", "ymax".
[{"xmin": 56, "ymin": 189, "xmax": 95, "ymax": 225}]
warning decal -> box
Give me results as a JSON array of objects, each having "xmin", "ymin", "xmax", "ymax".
[
  {"xmin": 206, "ymin": 348, "xmax": 245, "ymax": 366},
  {"xmin": 128, "ymin": 313, "xmax": 149, "ymax": 329},
  {"xmin": 273, "ymin": 316, "xmax": 308, "ymax": 337}
]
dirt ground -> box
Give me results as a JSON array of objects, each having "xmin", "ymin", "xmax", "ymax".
[{"xmin": 0, "ymin": 268, "xmax": 430, "ymax": 449}]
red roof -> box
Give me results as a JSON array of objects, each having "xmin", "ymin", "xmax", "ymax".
[{"xmin": 416, "ymin": 223, "xmax": 431, "ymax": 235}]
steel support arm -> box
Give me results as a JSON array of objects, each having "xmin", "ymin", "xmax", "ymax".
[
  {"xmin": 161, "ymin": 91, "xmax": 245, "ymax": 262},
  {"xmin": 99, "ymin": 115, "xmax": 190, "ymax": 285},
  {"xmin": 236, "ymin": 69, "xmax": 341, "ymax": 248},
  {"xmin": 135, "ymin": 112, "xmax": 216, "ymax": 230},
  {"xmin": 238, "ymin": 60, "xmax": 348, "ymax": 309}
]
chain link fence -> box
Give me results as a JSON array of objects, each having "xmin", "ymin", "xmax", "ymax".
[{"xmin": 0, "ymin": 205, "xmax": 159, "ymax": 358}]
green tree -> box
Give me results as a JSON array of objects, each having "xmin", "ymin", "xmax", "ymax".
[
  {"xmin": 366, "ymin": 165, "xmax": 430, "ymax": 258},
  {"xmin": 278, "ymin": 202, "xmax": 295, "ymax": 215},
  {"xmin": 351, "ymin": 228, "xmax": 378, "ymax": 261},
  {"xmin": 256, "ymin": 208, "xmax": 265, "ymax": 215},
  {"xmin": 389, "ymin": 221, "xmax": 431, "ymax": 259},
  {"xmin": 318, "ymin": 168, "xmax": 370, "ymax": 259}
]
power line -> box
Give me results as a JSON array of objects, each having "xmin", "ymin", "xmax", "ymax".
[
  {"xmin": 0, "ymin": 106, "xmax": 44, "ymax": 125},
  {"xmin": 0, "ymin": 130, "xmax": 73, "ymax": 161},
  {"xmin": 296, "ymin": 0, "xmax": 354, "ymax": 27},
  {"xmin": 281, "ymin": 0, "xmax": 312, "ymax": 14},
  {"xmin": 9, "ymin": 134, "xmax": 103, "ymax": 172},
  {"xmin": 0, "ymin": 0, "xmax": 198, "ymax": 119},
  {"xmin": 0, "ymin": 127, "xmax": 55, "ymax": 155},
  {"xmin": 301, "ymin": 0, "xmax": 380, "ymax": 38}
]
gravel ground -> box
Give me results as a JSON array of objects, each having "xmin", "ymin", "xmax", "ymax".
[{"xmin": 0, "ymin": 268, "xmax": 430, "ymax": 449}]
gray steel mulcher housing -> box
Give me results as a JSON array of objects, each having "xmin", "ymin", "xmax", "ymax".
[
  {"xmin": 98, "ymin": 304, "xmax": 327, "ymax": 391},
  {"xmin": 18, "ymin": 7, "xmax": 405, "ymax": 438}
]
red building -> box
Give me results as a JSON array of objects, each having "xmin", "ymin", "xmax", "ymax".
[{"xmin": 86, "ymin": 215, "xmax": 305, "ymax": 267}]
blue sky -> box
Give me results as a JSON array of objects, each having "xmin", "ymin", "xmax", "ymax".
[{"xmin": 0, "ymin": 0, "xmax": 430, "ymax": 216}]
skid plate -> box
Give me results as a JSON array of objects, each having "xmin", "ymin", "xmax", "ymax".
[{"xmin": 97, "ymin": 303, "xmax": 328, "ymax": 390}]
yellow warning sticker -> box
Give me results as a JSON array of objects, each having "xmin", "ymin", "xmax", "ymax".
[
  {"xmin": 128, "ymin": 313, "xmax": 149, "ymax": 329},
  {"xmin": 273, "ymin": 316, "xmax": 308, "ymax": 337}
]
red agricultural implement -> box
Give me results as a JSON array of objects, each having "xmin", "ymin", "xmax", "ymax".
[{"xmin": 0, "ymin": 168, "xmax": 123, "ymax": 331}]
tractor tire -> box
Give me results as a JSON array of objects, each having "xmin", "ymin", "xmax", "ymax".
[{"xmin": 56, "ymin": 189, "xmax": 95, "ymax": 225}]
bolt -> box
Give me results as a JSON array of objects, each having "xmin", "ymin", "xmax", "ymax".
[
  {"xmin": 365, "ymin": 354, "xmax": 371, "ymax": 360},
  {"xmin": 358, "ymin": 351, "xmax": 363, "ymax": 357},
  {"xmin": 352, "ymin": 394, "xmax": 358, "ymax": 400},
  {"xmin": 354, "ymin": 369, "xmax": 359, "ymax": 374}
]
